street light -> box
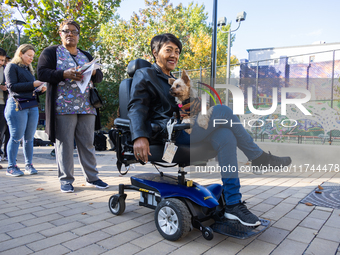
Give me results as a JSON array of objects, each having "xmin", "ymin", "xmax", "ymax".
[
  {"xmin": 12, "ymin": 19, "xmax": 26, "ymax": 47},
  {"xmin": 218, "ymin": 11, "xmax": 246, "ymax": 106},
  {"xmin": 210, "ymin": 0, "xmax": 218, "ymax": 93}
]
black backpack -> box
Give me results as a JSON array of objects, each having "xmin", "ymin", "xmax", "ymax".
[{"xmin": 94, "ymin": 131, "xmax": 107, "ymax": 151}]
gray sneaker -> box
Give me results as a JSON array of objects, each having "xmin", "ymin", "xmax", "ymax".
[
  {"xmin": 6, "ymin": 165, "xmax": 24, "ymax": 177},
  {"xmin": 25, "ymin": 164, "xmax": 38, "ymax": 175}
]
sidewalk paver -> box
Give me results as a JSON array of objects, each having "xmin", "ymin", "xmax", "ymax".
[
  {"xmin": 0, "ymin": 147, "xmax": 339, "ymax": 255},
  {"xmin": 304, "ymin": 238, "xmax": 339, "ymax": 255}
]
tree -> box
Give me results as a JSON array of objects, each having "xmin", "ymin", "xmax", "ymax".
[
  {"xmin": 0, "ymin": 4, "xmax": 17, "ymax": 56},
  {"xmin": 97, "ymin": 0, "xmax": 238, "ymax": 127},
  {"xmin": 3, "ymin": 0, "xmax": 122, "ymax": 54}
]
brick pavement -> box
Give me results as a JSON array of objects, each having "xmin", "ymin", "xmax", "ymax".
[{"xmin": 0, "ymin": 146, "xmax": 339, "ymax": 255}]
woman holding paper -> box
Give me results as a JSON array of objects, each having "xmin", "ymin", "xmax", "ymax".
[
  {"xmin": 4, "ymin": 44, "xmax": 46, "ymax": 176},
  {"xmin": 37, "ymin": 19, "xmax": 108, "ymax": 193}
]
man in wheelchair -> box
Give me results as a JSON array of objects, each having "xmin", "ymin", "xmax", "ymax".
[{"xmin": 125, "ymin": 33, "xmax": 291, "ymax": 227}]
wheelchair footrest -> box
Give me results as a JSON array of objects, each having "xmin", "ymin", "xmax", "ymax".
[{"xmin": 210, "ymin": 218, "xmax": 270, "ymax": 239}]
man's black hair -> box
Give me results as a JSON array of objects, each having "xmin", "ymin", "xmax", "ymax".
[
  {"xmin": 150, "ymin": 33, "xmax": 182, "ymax": 62},
  {"xmin": 0, "ymin": 48, "xmax": 6, "ymax": 57}
]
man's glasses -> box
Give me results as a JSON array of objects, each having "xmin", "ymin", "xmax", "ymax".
[{"xmin": 61, "ymin": 29, "xmax": 79, "ymax": 36}]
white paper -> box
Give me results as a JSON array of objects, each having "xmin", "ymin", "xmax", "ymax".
[
  {"xmin": 76, "ymin": 63, "xmax": 94, "ymax": 93},
  {"xmin": 34, "ymin": 82, "xmax": 47, "ymax": 93}
]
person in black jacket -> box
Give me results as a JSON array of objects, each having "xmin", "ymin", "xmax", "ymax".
[
  {"xmin": 0, "ymin": 47, "xmax": 8, "ymax": 164},
  {"xmin": 4, "ymin": 44, "xmax": 46, "ymax": 177},
  {"xmin": 128, "ymin": 33, "xmax": 291, "ymax": 227},
  {"xmin": 37, "ymin": 19, "xmax": 108, "ymax": 193}
]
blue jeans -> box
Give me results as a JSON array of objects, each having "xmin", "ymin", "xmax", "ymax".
[
  {"xmin": 177, "ymin": 105, "xmax": 263, "ymax": 205},
  {"xmin": 5, "ymin": 97, "xmax": 39, "ymax": 168}
]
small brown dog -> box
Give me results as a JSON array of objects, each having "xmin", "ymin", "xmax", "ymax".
[{"xmin": 169, "ymin": 70, "xmax": 213, "ymax": 134}]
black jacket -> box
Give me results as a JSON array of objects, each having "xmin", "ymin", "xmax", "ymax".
[
  {"xmin": 37, "ymin": 45, "xmax": 103, "ymax": 143},
  {"xmin": 128, "ymin": 63, "xmax": 179, "ymax": 142},
  {"xmin": 0, "ymin": 66, "xmax": 8, "ymax": 104},
  {"xmin": 4, "ymin": 63, "xmax": 37, "ymax": 99}
]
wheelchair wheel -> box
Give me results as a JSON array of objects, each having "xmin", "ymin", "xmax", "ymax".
[
  {"xmin": 108, "ymin": 195, "xmax": 125, "ymax": 215},
  {"xmin": 202, "ymin": 226, "xmax": 214, "ymax": 240},
  {"xmin": 155, "ymin": 198, "xmax": 191, "ymax": 241}
]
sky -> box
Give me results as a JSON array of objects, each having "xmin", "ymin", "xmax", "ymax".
[{"xmin": 116, "ymin": 0, "xmax": 340, "ymax": 60}]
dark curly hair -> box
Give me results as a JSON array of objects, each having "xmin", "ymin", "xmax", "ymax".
[{"xmin": 0, "ymin": 47, "xmax": 6, "ymax": 57}]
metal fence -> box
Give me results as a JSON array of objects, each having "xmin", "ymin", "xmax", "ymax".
[{"xmin": 173, "ymin": 49, "xmax": 340, "ymax": 145}]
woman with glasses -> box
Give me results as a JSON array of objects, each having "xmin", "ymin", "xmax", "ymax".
[{"xmin": 37, "ymin": 19, "xmax": 108, "ymax": 193}]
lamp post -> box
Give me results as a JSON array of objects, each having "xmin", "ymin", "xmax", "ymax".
[
  {"xmin": 210, "ymin": 0, "xmax": 218, "ymax": 90},
  {"xmin": 218, "ymin": 11, "xmax": 246, "ymax": 106},
  {"xmin": 13, "ymin": 20, "xmax": 26, "ymax": 47}
]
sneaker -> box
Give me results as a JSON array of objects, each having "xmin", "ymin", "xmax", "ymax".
[
  {"xmin": 3, "ymin": 156, "xmax": 8, "ymax": 161},
  {"xmin": 25, "ymin": 164, "xmax": 38, "ymax": 175},
  {"xmin": 224, "ymin": 202, "xmax": 261, "ymax": 226},
  {"xmin": 6, "ymin": 165, "xmax": 24, "ymax": 177},
  {"xmin": 252, "ymin": 151, "xmax": 291, "ymax": 171},
  {"xmin": 86, "ymin": 179, "xmax": 109, "ymax": 189},
  {"xmin": 61, "ymin": 183, "xmax": 74, "ymax": 193}
]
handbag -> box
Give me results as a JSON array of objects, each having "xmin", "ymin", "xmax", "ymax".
[
  {"xmin": 14, "ymin": 97, "xmax": 39, "ymax": 111},
  {"xmin": 89, "ymin": 85, "xmax": 103, "ymax": 109}
]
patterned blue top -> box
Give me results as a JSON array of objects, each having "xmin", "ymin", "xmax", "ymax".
[{"xmin": 55, "ymin": 45, "xmax": 96, "ymax": 115}]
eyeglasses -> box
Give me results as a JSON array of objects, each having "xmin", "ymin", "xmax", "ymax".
[{"xmin": 61, "ymin": 29, "xmax": 79, "ymax": 36}]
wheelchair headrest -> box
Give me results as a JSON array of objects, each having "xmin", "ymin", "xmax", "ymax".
[{"xmin": 127, "ymin": 59, "xmax": 152, "ymax": 77}]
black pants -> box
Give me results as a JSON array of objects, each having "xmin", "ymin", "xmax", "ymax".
[{"xmin": 0, "ymin": 104, "xmax": 8, "ymax": 156}]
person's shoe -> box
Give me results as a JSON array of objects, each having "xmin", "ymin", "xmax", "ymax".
[
  {"xmin": 224, "ymin": 202, "xmax": 261, "ymax": 226},
  {"xmin": 86, "ymin": 179, "xmax": 109, "ymax": 189},
  {"xmin": 25, "ymin": 164, "xmax": 38, "ymax": 175},
  {"xmin": 3, "ymin": 156, "xmax": 8, "ymax": 161},
  {"xmin": 61, "ymin": 183, "xmax": 74, "ymax": 193},
  {"xmin": 252, "ymin": 151, "xmax": 291, "ymax": 171},
  {"xmin": 6, "ymin": 165, "xmax": 24, "ymax": 177}
]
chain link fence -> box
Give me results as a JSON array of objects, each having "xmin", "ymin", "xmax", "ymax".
[{"xmin": 173, "ymin": 49, "xmax": 340, "ymax": 145}]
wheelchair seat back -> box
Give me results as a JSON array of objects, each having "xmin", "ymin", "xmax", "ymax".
[{"xmin": 119, "ymin": 59, "xmax": 152, "ymax": 119}]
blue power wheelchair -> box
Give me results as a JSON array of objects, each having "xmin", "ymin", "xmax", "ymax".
[{"xmin": 108, "ymin": 59, "xmax": 269, "ymax": 241}]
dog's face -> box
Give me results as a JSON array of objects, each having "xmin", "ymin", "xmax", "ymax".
[{"xmin": 169, "ymin": 70, "xmax": 191, "ymax": 103}]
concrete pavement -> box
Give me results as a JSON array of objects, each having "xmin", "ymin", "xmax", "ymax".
[{"xmin": 0, "ymin": 146, "xmax": 339, "ymax": 255}]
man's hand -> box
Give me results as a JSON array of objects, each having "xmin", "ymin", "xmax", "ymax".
[
  {"xmin": 63, "ymin": 67, "xmax": 83, "ymax": 81},
  {"xmin": 133, "ymin": 137, "xmax": 152, "ymax": 163}
]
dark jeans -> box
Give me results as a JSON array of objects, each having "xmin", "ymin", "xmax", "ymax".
[{"xmin": 177, "ymin": 105, "xmax": 263, "ymax": 205}]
